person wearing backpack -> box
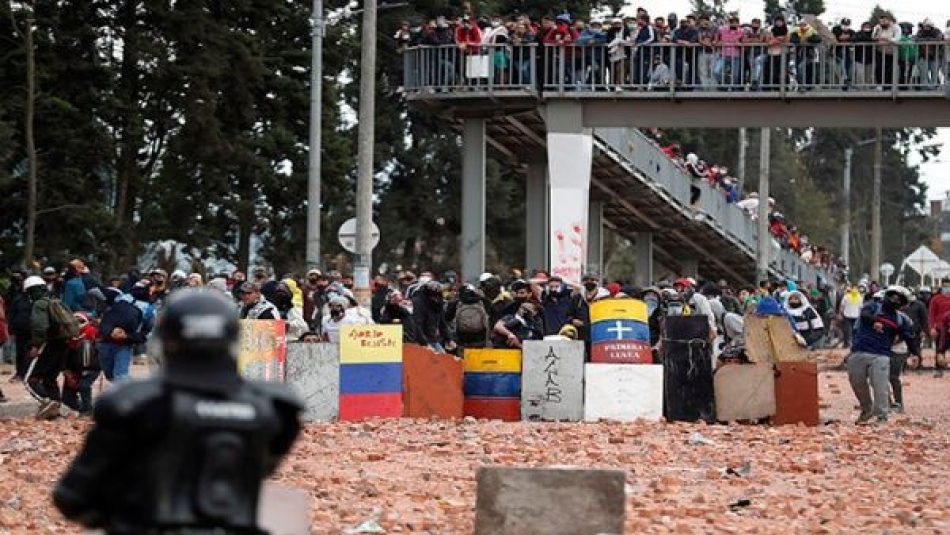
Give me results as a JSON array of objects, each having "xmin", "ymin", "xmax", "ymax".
[
  {"xmin": 98, "ymin": 284, "xmax": 152, "ymax": 382},
  {"xmin": 453, "ymin": 284, "xmax": 489, "ymax": 348},
  {"xmin": 62, "ymin": 311, "xmax": 100, "ymax": 414},
  {"xmin": 24, "ymin": 275, "xmax": 77, "ymax": 413}
]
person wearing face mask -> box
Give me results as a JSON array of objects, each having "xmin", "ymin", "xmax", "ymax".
[
  {"xmin": 412, "ymin": 281, "xmax": 456, "ymax": 353},
  {"xmin": 492, "ymin": 302, "xmax": 544, "ymax": 349},
  {"xmin": 901, "ymin": 289, "xmax": 928, "ymax": 370},
  {"xmin": 927, "ymin": 277, "xmax": 950, "ymax": 376},
  {"xmin": 915, "ymin": 19, "xmax": 943, "ymax": 90},
  {"xmin": 641, "ymin": 287, "xmax": 664, "ymax": 358},
  {"xmin": 848, "ymin": 286, "xmax": 919, "ymax": 424},
  {"xmin": 370, "ymin": 274, "xmax": 391, "ymax": 323},
  {"xmin": 832, "ymin": 18, "xmax": 856, "ymax": 87},
  {"xmin": 852, "ymin": 22, "xmax": 875, "ymax": 86},
  {"xmin": 764, "ymin": 15, "xmax": 788, "ymax": 88},
  {"xmin": 565, "ymin": 274, "xmax": 600, "ymax": 347},
  {"xmin": 320, "ymin": 295, "xmax": 349, "ymax": 343},
  {"xmin": 379, "ymin": 290, "xmax": 424, "ymax": 344},
  {"xmin": 784, "ymin": 291, "xmax": 825, "ymax": 349},
  {"xmin": 671, "ymin": 17, "xmax": 698, "ymax": 87},
  {"xmin": 542, "ymin": 276, "xmax": 572, "ymax": 336},
  {"xmin": 714, "ymin": 16, "xmax": 744, "ymax": 88},
  {"xmin": 305, "ymin": 272, "xmax": 332, "ymax": 333},
  {"xmin": 696, "ymin": 15, "xmax": 717, "ymax": 88}
]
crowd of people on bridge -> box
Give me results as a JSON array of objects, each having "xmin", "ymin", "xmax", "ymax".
[
  {"xmin": 643, "ymin": 129, "xmax": 845, "ymax": 276},
  {"xmin": 399, "ymin": 3, "xmax": 950, "ymax": 91},
  {"xmin": 1, "ymin": 257, "xmax": 945, "ymax": 425}
]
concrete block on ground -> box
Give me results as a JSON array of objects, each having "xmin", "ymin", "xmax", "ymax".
[
  {"xmin": 714, "ymin": 361, "xmax": 775, "ymax": 422},
  {"xmin": 584, "ymin": 363, "xmax": 663, "ymax": 422},
  {"xmin": 475, "ymin": 466, "xmax": 625, "ymax": 535},
  {"xmin": 402, "ymin": 344, "xmax": 464, "ymax": 419},
  {"xmin": 285, "ymin": 343, "xmax": 339, "ymax": 422},
  {"xmin": 773, "ymin": 361, "xmax": 819, "ymax": 426},
  {"xmin": 521, "ymin": 340, "xmax": 585, "ymax": 422}
]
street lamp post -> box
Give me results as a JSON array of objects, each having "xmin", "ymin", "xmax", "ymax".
[{"xmin": 306, "ymin": 0, "xmax": 324, "ymax": 270}]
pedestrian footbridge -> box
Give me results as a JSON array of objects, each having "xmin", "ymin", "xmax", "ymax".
[{"xmin": 402, "ymin": 43, "xmax": 950, "ymax": 285}]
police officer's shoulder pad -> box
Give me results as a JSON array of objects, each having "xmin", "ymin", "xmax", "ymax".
[
  {"xmin": 93, "ymin": 378, "xmax": 164, "ymax": 424},
  {"xmin": 247, "ymin": 381, "xmax": 304, "ymax": 412}
]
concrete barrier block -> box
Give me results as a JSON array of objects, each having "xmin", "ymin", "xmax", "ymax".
[
  {"xmin": 402, "ymin": 344, "xmax": 464, "ymax": 419},
  {"xmin": 475, "ymin": 466, "xmax": 625, "ymax": 535},
  {"xmin": 285, "ymin": 343, "xmax": 339, "ymax": 422},
  {"xmin": 584, "ymin": 363, "xmax": 663, "ymax": 422},
  {"xmin": 521, "ymin": 340, "xmax": 585, "ymax": 422}
]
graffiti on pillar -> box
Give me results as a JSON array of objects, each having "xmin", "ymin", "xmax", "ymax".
[{"xmin": 552, "ymin": 222, "xmax": 585, "ymax": 285}]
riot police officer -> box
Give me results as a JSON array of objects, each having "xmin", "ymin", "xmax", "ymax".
[{"xmin": 53, "ymin": 289, "xmax": 302, "ymax": 535}]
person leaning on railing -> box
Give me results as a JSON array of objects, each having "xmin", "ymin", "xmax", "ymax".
[
  {"xmin": 872, "ymin": 14, "xmax": 901, "ymax": 87},
  {"xmin": 763, "ymin": 15, "xmax": 789, "ymax": 89},
  {"xmin": 914, "ymin": 19, "xmax": 943, "ymax": 89},
  {"xmin": 671, "ymin": 16, "xmax": 699, "ymax": 89},
  {"xmin": 789, "ymin": 19, "xmax": 822, "ymax": 88},
  {"xmin": 743, "ymin": 18, "xmax": 768, "ymax": 89},
  {"xmin": 897, "ymin": 23, "xmax": 919, "ymax": 89}
]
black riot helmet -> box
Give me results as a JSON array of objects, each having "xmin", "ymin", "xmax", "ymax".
[{"xmin": 157, "ymin": 290, "xmax": 240, "ymax": 381}]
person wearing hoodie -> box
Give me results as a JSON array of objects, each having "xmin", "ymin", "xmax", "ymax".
[
  {"xmin": 785, "ymin": 291, "xmax": 825, "ymax": 348},
  {"xmin": 62, "ymin": 261, "xmax": 88, "ymax": 313},
  {"xmin": 98, "ymin": 283, "xmax": 153, "ymax": 382},
  {"xmin": 412, "ymin": 281, "xmax": 456, "ymax": 353},
  {"xmin": 576, "ymin": 20, "xmax": 609, "ymax": 86},
  {"xmin": 927, "ymin": 277, "xmax": 950, "ymax": 376},
  {"xmin": 271, "ymin": 282, "xmax": 309, "ymax": 341},
  {"xmin": 379, "ymin": 290, "xmax": 425, "ymax": 345},
  {"xmin": 542, "ymin": 276, "xmax": 573, "ymax": 336},
  {"xmin": 848, "ymin": 286, "xmax": 920, "ymax": 424}
]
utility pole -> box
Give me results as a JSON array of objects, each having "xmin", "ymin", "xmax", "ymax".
[
  {"xmin": 756, "ymin": 127, "xmax": 771, "ymax": 284},
  {"xmin": 306, "ymin": 0, "xmax": 323, "ymax": 271},
  {"xmin": 737, "ymin": 127, "xmax": 747, "ymax": 195},
  {"xmin": 354, "ymin": 0, "xmax": 377, "ymax": 305},
  {"xmin": 20, "ymin": 17, "xmax": 37, "ymax": 268},
  {"xmin": 841, "ymin": 147, "xmax": 852, "ymax": 272},
  {"xmin": 871, "ymin": 128, "xmax": 883, "ymax": 282}
]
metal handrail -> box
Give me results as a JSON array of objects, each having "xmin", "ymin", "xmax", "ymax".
[
  {"xmin": 402, "ymin": 44, "xmax": 538, "ymax": 94},
  {"xmin": 534, "ymin": 41, "xmax": 948, "ymax": 96}
]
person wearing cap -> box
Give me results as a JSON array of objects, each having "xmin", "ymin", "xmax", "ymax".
[
  {"xmin": 236, "ymin": 282, "xmax": 278, "ymax": 321},
  {"xmin": 565, "ymin": 274, "xmax": 601, "ymax": 347},
  {"xmin": 478, "ymin": 273, "xmax": 512, "ymax": 327},
  {"xmin": 673, "ymin": 278, "xmax": 717, "ymax": 338},
  {"xmin": 848, "ymin": 286, "xmax": 920, "ymax": 424},
  {"xmin": 22, "ymin": 275, "xmax": 71, "ymax": 411},
  {"xmin": 832, "ymin": 18, "xmax": 856, "ymax": 86},
  {"xmin": 915, "ymin": 19, "xmax": 943, "ymax": 89}
]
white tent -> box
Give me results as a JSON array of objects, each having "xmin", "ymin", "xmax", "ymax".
[{"xmin": 899, "ymin": 246, "xmax": 945, "ymax": 286}]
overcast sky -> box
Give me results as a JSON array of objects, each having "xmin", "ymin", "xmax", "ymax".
[{"xmin": 619, "ymin": 0, "xmax": 950, "ymax": 200}]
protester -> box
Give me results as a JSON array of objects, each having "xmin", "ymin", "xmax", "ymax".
[
  {"xmin": 321, "ymin": 295, "xmax": 349, "ymax": 344},
  {"xmin": 237, "ymin": 282, "xmax": 278, "ymax": 320},
  {"xmin": 784, "ymin": 290, "xmax": 825, "ymax": 348},
  {"xmin": 23, "ymin": 275, "xmax": 72, "ymax": 415},
  {"xmin": 847, "ymin": 286, "xmax": 919, "ymax": 424},
  {"xmin": 453, "ymin": 284, "xmax": 490, "ymax": 348},
  {"xmin": 927, "ymin": 276, "xmax": 950, "ymax": 376},
  {"xmin": 62, "ymin": 311, "xmax": 100, "ymax": 413},
  {"xmin": 98, "ymin": 283, "xmax": 153, "ymax": 383},
  {"xmin": 492, "ymin": 301, "xmax": 544, "ymax": 348},
  {"xmin": 379, "ymin": 290, "xmax": 424, "ymax": 344}
]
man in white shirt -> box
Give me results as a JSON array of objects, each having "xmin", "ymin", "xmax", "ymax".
[{"xmin": 871, "ymin": 14, "xmax": 900, "ymax": 87}]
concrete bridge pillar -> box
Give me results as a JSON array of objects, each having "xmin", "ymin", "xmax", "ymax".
[
  {"xmin": 525, "ymin": 158, "xmax": 549, "ymax": 273},
  {"xmin": 680, "ymin": 258, "xmax": 699, "ymax": 280},
  {"xmin": 461, "ymin": 118, "xmax": 486, "ymax": 283},
  {"xmin": 543, "ymin": 101, "xmax": 593, "ymax": 285},
  {"xmin": 587, "ymin": 200, "xmax": 604, "ymax": 277},
  {"xmin": 634, "ymin": 232, "xmax": 654, "ymax": 287}
]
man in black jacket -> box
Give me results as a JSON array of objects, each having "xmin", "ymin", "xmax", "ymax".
[
  {"xmin": 98, "ymin": 284, "xmax": 153, "ymax": 382},
  {"xmin": 411, "ymin": 281, "xmax": 456, "ymax": 353}
]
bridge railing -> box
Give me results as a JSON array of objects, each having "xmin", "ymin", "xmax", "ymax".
[
  {"xmin": 402, "ymin": 44, "xmax": 538, "ymax": 94},
  {"xmin": 596, "ymin": 127, "xmax": 825, "ymax": 283},
  {"xmin": 542, "ymin": 42, "xmax": 950, "ymax": 97}
]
